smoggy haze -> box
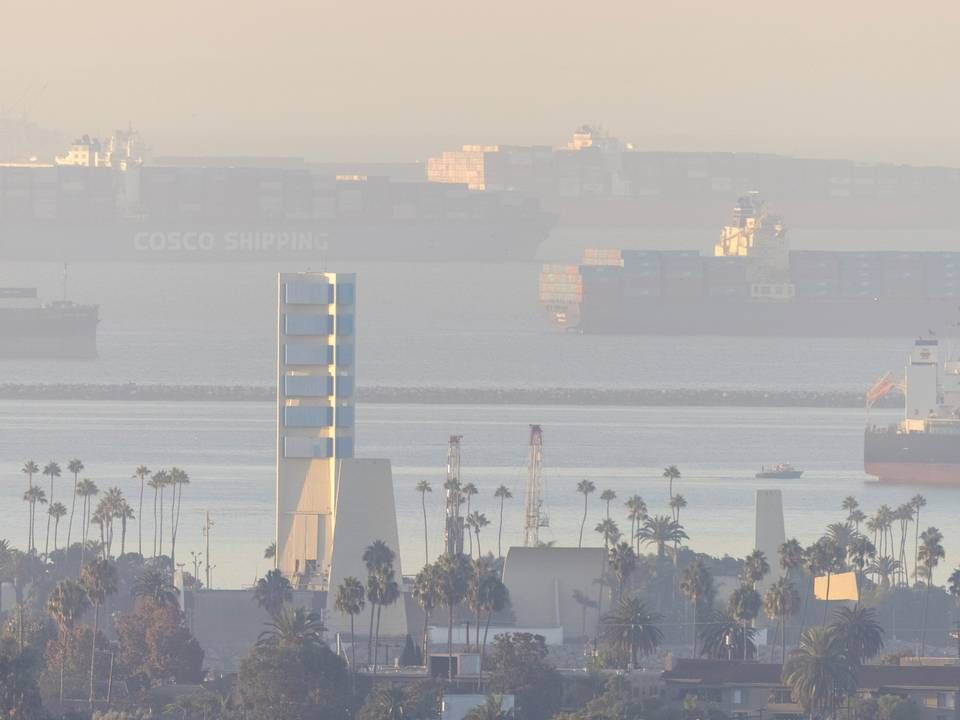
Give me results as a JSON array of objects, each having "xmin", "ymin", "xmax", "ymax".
[{"xmin": 3, "ymin": 0, "xmax": 960, "ymax": 162}]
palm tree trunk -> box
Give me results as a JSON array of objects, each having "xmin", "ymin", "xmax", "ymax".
[
  {"xmin": 921, "ymin": 581, "xmax": 931, "ymax": 655},
  {"xmin": 173, "ymin": 481, "xmax": 184, "ymax": 565},
  {"xmin": 447, "ymin": 605, "xmax": 454, "ymax": 680},
  {"xmin": 367, "ymin": 604, "xmax": 376, "ymax": 666},
  {"xmin": 482, "ymin": 609, "xmax": 494, "ymax": 664},
  {"xmin": 374, "ymin": 604, "xmax": 383, "ymax": 671},
  {"xmin": 170, "ymin": 482, "xmax": 177, "ymax": 564},
  {"xmin": 498, "ymin": 497, "xmax": 504, "ymax": 558},
  {"xmin": 67, "ymin": 473, "xmax": 78, "ymax": 549},
  {"xmin": 138, "ymin": 476, "xmax": 144, "ymax": 557},
  {"xmin": 822, "ymin": 572, "xmax": 832, "ymax": 625},
  {"xmin": 692, "ymin": 600, "xmax": 698, "ymax": 657},
  {"xmin": 159, "ymin": 486, "xmax": 165, "ymax": 556},
  {"xmin": 54, "ymin": 517, "xmax": 60, "ymax": 552},
  {"xmin": 421, "ymin": 492, "xmax": 429, "ymax": 565},
  {"xmin": 579, "ymin": 496, "xmax": 588, "ymax": 548},
  {"xmin": 45, "ymin": 475, "xmax": 53, "ymax": 557},
  {"xmin": 152, "ymin": 488, "xmax": 158, "ymax": 557},
  {"xmin": 59, "ymin": 630, "xmax": 67, "ymax": 703},
  {"xmin": 781, "ymin": 614, "xmax": 786, "ymax": 664},
  {"xmin": 121, "ymin": 518, "xmax": 127, "ymax": 557},
  {"xmin": 89, "ymin": 602, "xmax": 99, "ymax": 709},
  {"xmin": 350, "ymin": 613, "xmax": 356, "ymax": 671},
  {"xmin": 422, "ymin": 608, "xmax": 430, "ymax": 667}
]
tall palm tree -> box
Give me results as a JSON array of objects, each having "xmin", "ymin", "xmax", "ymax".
[
  {"xmin": 576, "ymin": 479, "xmax": 596, "ymax": 548},
  {"xmin": 147, "ymin": 471, "xmax": 165, "ymax": 557},
  {"xmin": 80, "ymin": 557, "xmax": 118, "ymax": 709},
  {"xmin": 849, "ymin": 509, "xmax": 866, "ymax": 535},
  {"xmin": 416, "ymin": 480, "xmax": 432, "ymax": 565},
  {"xmin": 782, "ymin": 626, "xmax": 854, "ymax": 720},
  {"xmin": 168, "ymin": 467, "xmax": 189, "ymax": 565},
  {"xmin": 893, "ymin": 503, "xmax": 915, "ymax": 587},
  {"xmin": 77, "ymin": 479, "xmax": 99, "ymax": 565},
  {"xmin": 830, "ymin": 605, "xmax": 884, "ymax": 666},
  {"xmin": 363, "ymin": 540, "xmax": 396, "ymax": 665},
  {"xmin": 22, "ymin": 486, "xmax": 46, "ymax": 554},
  {"xmin": 133, "ymin": 465, "xmax": 150, "ymax": 557},
  {"xmin": 134, "ymin": 566, "xmax": 180, "ymax": 606},
  {"xmin": 335, "ymin": 576, "xmax": 366, "ymax": 670},
  {"xmin": 625, "ymin": 495, "xmax": 647, "ymax": 556},
  {"xmin": 680, "ymin": 559, "xmax": 712, "ymax": 657},
  {"xmin": 433, "ymin": 552, "xmax": 471, "ymax": 678},
  {"xmin": 670, "ymin": 493, "xmax": 687, "ymax": 524},
  {"xmin": 256, "ymin": 606, "xmax": 325, "ymax": 651},
  {"xmin": 637, "ymin": 514, "xmax": 687, "ymax": 563},
  {"xmin": 779, "ymin": 538, "xmax": 806, "ymax": 580},
  {"xmin": 369, "ymin": 568, "xmax": 400, "ymax": 667},
  {"xmin": 65, "ymin": 459, "xmax": 84, "ymax": 550},
  {"xmin": 479, "ymin": 574, "xmax": 510, "ymax": 661},
  {"xmin": 949, "ymin": 568, "xmax": 960, "ymax": 658},
  {"xmin": 462, "ymin": 482, "xmax": 478, "ymax": 556},
  {"xmin": 116, "ymin": 500, "xmax": 134, "ymax": 556},
  {"xmin": 254, "ymin": 568, "xmax": 293, "ymax": 617},
  {"xmin": 47, "ymin": 579, "xmax": 90, "ymax": 703},
  {"xmin": 600, "ymin": 595, "xmax": 663, "ymax": 670},
  {"xmin": 608, "ymin": 542, "xmax": 637, "ymax": 601},
  {"xmin": 764, "ymin": 577, "xmax": 799, "ymax": 663},
  {"xmin": 911, "ymin": 494, "xmax": 927, "ymax": 581},
  {"xmin": 412, "ymin": 565, "xmax": 437, "ymax": 663},
  {"xmin": 847, "ymin": 535, "xmax": 876, "ymax": 587},
  {"xmin": 867, "ymin": 556, "xmax": 901, "ymax": 590},
  {"xmin": 699, "ymin": 609, "xmax": 757, "ymax": 661},
  {"xmin": 22, "ymin": 460, "xmax": 39, "ymax": 489},
  {"xmin": 728, "ymin": 585, "xmax": 762, "ymax": 660},
  {"xmin": 595, "ymin": 518, "xmax": 621, "ymax": 553},
  {"xmin": 153, "ymin": 469, "xmax": 170, "ymax": 557},
  {"xmin": 825, "ymin": 522, "xmax": 856, "ymax": 558},
  {"xmin": 493, "ymin": 484, "xmax": 513, "ymax": 558},
  {"xmin": 808, "ymin": 537, "xmax": 846, "ymax": 624},
  {"xmin": 743, "ymin": 549, "xmax": 770, "ymax": 589},
  {"xmin": 918, "ymin": 525, "xmax": 945, "ymax": 655},
  {"xmin": 599, "ymin": 489, "xmax": 617, "ymax": 520},
  {"xmin": 572, "ymin": 589, "xmax": 598, "ymax": 640},
  {"xmin": 42, "ymin": 460, "xmax": 61, "ymax": 556},
  {"xmin": 466, "ymin": 511, "xmax": 489, "ymax": 558},
  {"xmin": 840, "ymin": 495, "xmax": 859, "ymax": 520},
  {"xmin": 662, "ymin": 465, "xmax": 681, "ymax": 504},
  {"xmin": 48, "ymin": 502, "xmax": 67, "ymax": 552}
]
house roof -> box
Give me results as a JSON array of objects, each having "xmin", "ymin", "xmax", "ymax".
[{"xmin": 662, "ymin": 660, "xmax": 960, "ymax": 691}]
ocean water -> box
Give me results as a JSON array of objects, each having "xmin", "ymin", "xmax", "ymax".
[{"xmin": 5, "ymin": 399, "xmax": 954, "ymax": 590}]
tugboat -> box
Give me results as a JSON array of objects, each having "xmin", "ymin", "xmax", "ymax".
[{"xmin": 755, "ymin": 464, "xmax": 804, "ymax": 479}]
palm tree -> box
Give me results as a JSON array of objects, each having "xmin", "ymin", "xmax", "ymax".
[
  {"xmin": 77, "ymin": 479, "xmax": 99, "ymax": 565},
  {"xmin": 808, "ymin": 537, "xmax": 846, "ymax": 624},
  {"xmin": 466, "ymin": 511, "xmax": 490, "ymax": 558},
  {"xmin": 254, "ymin": 568, "xmax": 293, "ymax": 617},
  {"xmin": 830, "ymin": 605, "xmax": 883, "ymax": 666},
  {"xmin": 22, "ymin": 486, "xmax": 46, "ymax": 554},
  {"xmin": 600, "ymin": 489, "xmax": 616, "ymax": 520},
  {"xmin": 80, "ymin": 557, "xmax": 118, "ymax": 709},
  {"xmin": 911, "ymin": 494, "xmax": 927, "ymax": 583},
  {"xmin": 369, "ymin": 568, "xmax": 400, "ymax": 667},
  {"xmin": 625, "ymin": 495, "xmax": 647, "ymax": 555},
  {"xmin": 363, "ymin": 540, "xmax": 397, "ymax": 666},
  {"xmin": 478, "ymin": 574, "xmax": 509, "ymax": 661},
  {"xmin": 42, "ymin": 460, "xmax": 61, "ymax": 556},
  {"xmin": 680, "ymin": 559, "xmax": 712, "ymax": 657},
  {"xmin": 840, "ymin": 495, "xmax": 859, "ymax": 520},
  {"xmin": 134, "ymin": 566, "xmax": 180, "ymax": 606},
  {"xmin": 743, "ymin": 549, "xmax": 770, "ymax": 589},
  {"xmin": 662, "ymin": 465, "xmax": 681, "ymax": 504},
  {"xmin": 700, "ymin": 609, "xmax": 757, "ymax": 661},
  {"xmin": 493, "ymin": 485, "xmax": 513, "ymax": 558},
  {"xmin": 595, "ymin": 518, "xmax": 621, "ymax": 553},
  {"xmin": 950, "ymin": 569, "xmax": 960, "ymax": 658},
  {"xmin": 670, "ymin": 493, "xmax": 687, "ymax": 524},
  {"xmin": 335, "ymin": 576, "xmax": 366, "ymax": 669},
  {"xmin": 48, "ymin": 502, "xmax": 67, "ymax": 552},
  {"xmin": 893, "ymin": 503, "xmax": 915, "ymax": 587},
  {"xmin": 729, "ymin": 585, "xmax": 762, "ymax": 660},
  {"xmin": 849, "ymin": 509, "xmax": 866, "ymax": 535},
  {"xmin": 572, "ymin": 589, "xmax": 598, "ymax": 640},
  {"xmin": 764, "ymin": 578, "xmax": 799, "ymax": 663},
  {"xmin": 66, "ymin": 459, "xmax": 84, "ymax": 550},
  {"xmin": 637, "ymin": 514, "xmax": 687, "ymax": 563},
  {"xmin": 153, "ymin": 469, "xmax": 170, "ymax": 557},
  {"xmin": 433, "ymin": 553, "xmax": 471, "ymax": 678},
  {"xmin": 600, "ymin": 595, "xmax": 663, "ymax": 669},
  {"xmin": 847, "ymin": 535, "xmax": 875, "ymax": 587},
  {"xmin": 867, "ymin": 556, "xmax": 901, "ymax": 590},
  {"xmin": 416, "ymin": 480, "xmax": 432, "ymax": 565},
  {"xmin": 147, "ymin": 471, "xmax": 165, "ymax": 557},
  {"xmin": 133, "ymin": 465, "xmax": 150, "ymax": 556},
  {"xmin": 256, "ymin": 606, "xmax": 325, "ymax": 651},
  {"xmin": 22, "ymin": 460, "xmax": 39, "ymax": 489},
  {"xmin": 576, "ymin": 479, "xmax": 596, "ymax": 548},
  {"xmin": 779, "ymin": 538, "xmax": 806, "ymax": 580},
  {"xmin": 462, "ymin": 482, "xmax": 478, "ymax": 555},
  {"xmin": 116, "ymin": 500, "xmax": 134, "ymax": 556},
  {"xmin": 918, "ymin": 526, "xmax": 945, "ymax": 655},
  {"xmin": 263, "ymin": 542, "xmax": 276, "ymax": 561},
  {"xmin": 168, "ymin": 467, "xmax": 189, "ymax": 565},
  {"xmin": 464, "ymin": 695, "xmax": 513, "ymax": 720},
  {"xmin": 47, "ymin": 579, "xmax": 90, "ymax": 703},
  {"xmin": 825, "ymin": 522, "xmax": 856, "ymax": 558},
  {"xmin": 412, "ymin": 565, "xmax": 437, "ymax": 663},
  {"xmin": 608, "ymin": 542, "xmax": 637, "ymax": 601},
  {"xmin": 782, "ymin": 626, "xmax": 854, "ymax": 720}
]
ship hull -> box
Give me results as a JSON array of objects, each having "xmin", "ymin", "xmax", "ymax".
[
  {"xmin": 0, "ymin": 307, "xmax": 98, "ymax": 359},
  {"xmin": 579, "ymin": 298, "xmax": 960, "ymax": 337},
  {"xmin": 864, "ymin": 429, "xmax": 960, "ymax": 485},
  {"xmin": 0, "ymin": 219, "xmax": 551, "ymax": 263}
]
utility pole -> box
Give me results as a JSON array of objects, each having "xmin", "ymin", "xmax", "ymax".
[
  {"xmin": 523, "ymin": 425, "xmax": 548, "ymax": 546},
  {"xmin": 202, "ymin": 511, "xmax": 214, "ymax": 589}
]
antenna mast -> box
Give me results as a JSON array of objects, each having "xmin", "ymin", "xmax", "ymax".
[
  {"xmin": 444, "ymin": 435, "xmax": 464, "ymax": 556},
  {"xmin": 524, "ymin": 424, "xmax": 548, "ymax": 546}
]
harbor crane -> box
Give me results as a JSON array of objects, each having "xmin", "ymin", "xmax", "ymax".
[
  {"xmin": 443, "ymin": 434, "xmax": 465, "ymax": 556},
  {"xmin": 523, "ymin": 424, "xmax": 549, "ymax": 546}
]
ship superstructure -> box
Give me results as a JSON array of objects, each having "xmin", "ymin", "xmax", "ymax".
[
  {"xmin": 864, "ymin": 338, "xmax": 960, "ymax": 485},
  {"xmin": 0, "ymin": 288, "xmax": 98, "ymax": 359}
]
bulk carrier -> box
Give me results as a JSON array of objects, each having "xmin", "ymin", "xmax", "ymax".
[
  {"xmin": 864, "ymin": 338, "xmax": 960, "ymax": 485},
  {"xmin": 0, "ymin": 288, "xmax": 98, "ymax": 359},
  {"xmin": 0, "ymin": 131, "xmax": 553, "ymax": 263},
  {"xmin": 539, "ymin": 194, "xmax": 960, "ymax": 336}
]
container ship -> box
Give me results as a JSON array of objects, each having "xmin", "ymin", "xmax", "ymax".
[
  {"xmin": 538, "ymin": 194, "xmax": 960, "ymax": 337},
  {"xmin": 0, "ymin": 288, "xmax": 98, "ymax": 359},
  {"xmin": 0, "ymin": 132, "xmax": 553, "ymax": 263},
  {"xmin": 864, "ymin": 338, "xmax": 960, "ymax": 485}
]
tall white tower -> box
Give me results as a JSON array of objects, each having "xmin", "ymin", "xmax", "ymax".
[
  {"xmin": 905, "ymin": 338, "xmax": 939, "ymax": 421},
  {"xmin": 276, "ymin": 272, "xmax": 356, "ymax": 585}
]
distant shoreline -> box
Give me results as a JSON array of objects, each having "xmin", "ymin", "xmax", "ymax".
[{"xmin": 0, "ymin": 383, "xmax": 898, "ymax": 408}]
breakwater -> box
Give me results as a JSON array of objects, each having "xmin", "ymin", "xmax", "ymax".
[{"xmin": 0, "ymin": 383, "xmax": 899, "ymax": 408}]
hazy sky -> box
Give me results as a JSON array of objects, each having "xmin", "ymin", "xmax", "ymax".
[{"xmin": 4, "ymin": 0, "xmax": 960, "ymax": 162}]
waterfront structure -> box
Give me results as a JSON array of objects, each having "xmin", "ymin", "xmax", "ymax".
[
  {"xmin": 276, "ymin": 272, "xmax": 356, "ymax": 584},
  {"xmin": 754, "ymin": 489, "xmax": 785, "ymax": 589}
]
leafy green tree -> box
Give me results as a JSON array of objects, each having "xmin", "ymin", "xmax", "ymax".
[
  {"xmin": 782, "ymin": 625, "xmax": 854, "ymax": 720},
  {"xmin": 575, "ymin": 480, "xmax": 595, "ymax": 548},
  {"xmin": 486, "ymin": 633, "xmax": 561, "ymax": 720},
  {"xmin": 114, "ymin": 596, "xmax": 205, "ymax": 685},
  {"xmin": 600, "ymin": 595, "xmax": 663, "ymax": 670},
  {"xmin": 253, "ymin": 569, "xmax": 293, "ymax": 618}
]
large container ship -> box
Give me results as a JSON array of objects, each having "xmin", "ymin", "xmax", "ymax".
[
  {"xmin": 864, "ymin": 338, "xmax": 960, "ymax": 485},
  {"xmin": 0, "ymin": 132, "xmax": 553, "ymax": 263},
  {"xmin": 539, "ymin": 194, "xmax": 960, "ymax": 337},
  {"xmin": 0, "ymin": 288, "xmax": 98, "ymax": 359}
]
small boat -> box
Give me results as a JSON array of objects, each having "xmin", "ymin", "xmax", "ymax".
[{"xmin": 755, "ymin": 464, "xmax": 804, "ymax": 479}]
